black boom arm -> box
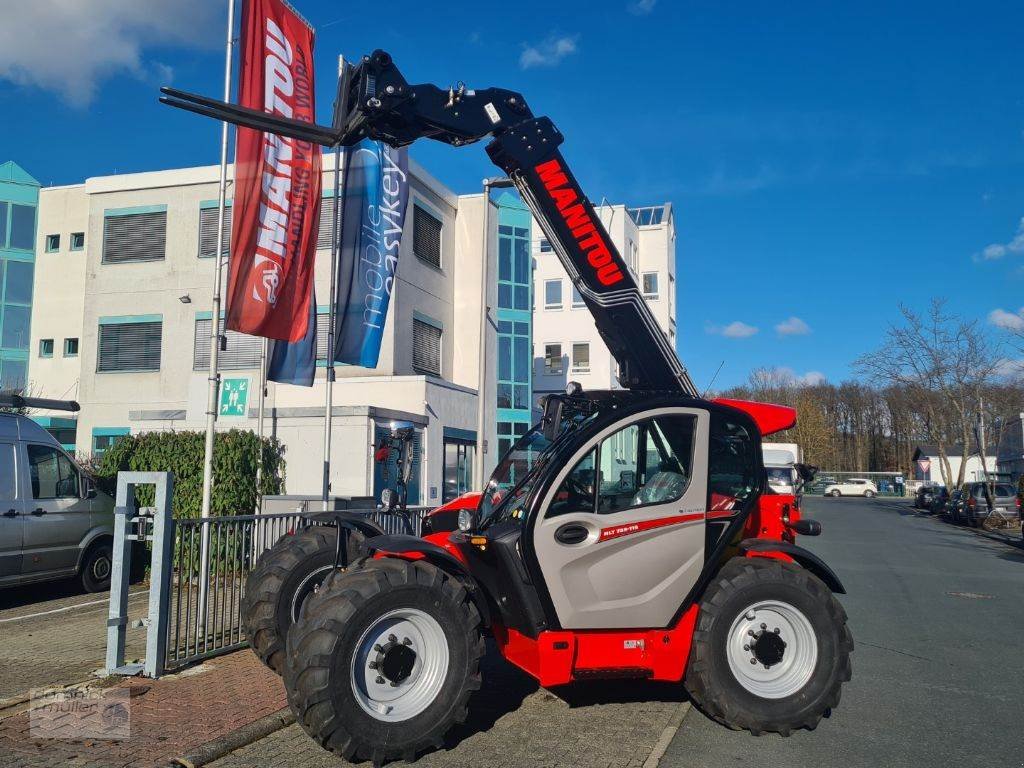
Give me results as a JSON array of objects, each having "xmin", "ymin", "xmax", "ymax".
[{"xmin": 161, "ymin": 50, "xmax": 696, "ymax": 394}]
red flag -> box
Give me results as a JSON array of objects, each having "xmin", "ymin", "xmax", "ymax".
[{"xmin": 227, "ymin": 0, "xmax": 320, "ymax": 342}]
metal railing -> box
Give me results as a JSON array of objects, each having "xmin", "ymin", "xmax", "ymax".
[{"xmin": 164, "ymin": 507, "xmax": 431, "ymax": 671}]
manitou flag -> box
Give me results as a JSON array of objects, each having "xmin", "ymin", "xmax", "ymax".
[
  {"xmin": 334, "ymin": 140, "xmax": 410, "ymax": 367},
  {"xmin": 226, "ymin": 0, "xmax": 320, "ymax": 342}
]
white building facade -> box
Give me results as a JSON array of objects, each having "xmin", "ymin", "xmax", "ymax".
[
  {"xmin": 532, "ymin": 203, "xmax": 676, "ymax": 402},
  {"xmin": 28, "ymin": 158, "xmax": 499, "ymax": 505}
]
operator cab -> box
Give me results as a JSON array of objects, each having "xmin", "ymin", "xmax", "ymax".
[{"xmin": 457, "ymin": 386, "xmax": 771, "ymax": 636}]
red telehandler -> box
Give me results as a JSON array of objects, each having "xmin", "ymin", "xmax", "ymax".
[{"xmin": 163, "ymin": 50, "xmax": 852, "ymax": 765}]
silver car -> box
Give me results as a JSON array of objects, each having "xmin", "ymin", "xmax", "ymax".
[{"xmin": 0, "ymin": 411, "xmax": 119, "ymax": 592}]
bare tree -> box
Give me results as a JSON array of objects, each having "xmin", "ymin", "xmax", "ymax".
[{"xmin": 856, "ymin": 300, "xmax": 1000, "ymax": 488}]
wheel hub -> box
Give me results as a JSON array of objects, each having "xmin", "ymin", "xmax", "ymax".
[
  {"xmin": 751, "ymin": 627, "xmax": 787, "ymax": 667},
  {"xmin": 726, "ymin": 601, "xmax": 818, "ymax": 699},
  {"xmin": 372, "ymin": 635, "xmax": 417, "ymax": 685}
]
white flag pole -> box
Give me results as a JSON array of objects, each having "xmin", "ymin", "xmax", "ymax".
[
  {"xmin": 254, "ymin": 337, "xmax": 268, "ymax": 513},
  {"xmin": 198, "ymin": 0, "xmax": 236, "ymax": 637},
  {"xmin": 322, "ymin": 55, "xmax": 346, "ymax": 511}
]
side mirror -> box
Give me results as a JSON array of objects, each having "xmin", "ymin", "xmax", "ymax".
[
  {"xmin": 794, "ymin": 463, "xmax": 818, "ymax": 483},
  {"xmin": 542, "ymin": 396, "xmax": 564, "ymax": 442},
  {"xmin": 380, "ymin": 488, "xmax": 396, "ymax": 511},
  {"xmin": 82, "ymin": 476, "xmax": 97, "ymax": 500}
]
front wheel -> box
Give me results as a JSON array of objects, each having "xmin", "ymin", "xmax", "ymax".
[
  {"xmin": 284, "ymin": 558, "xmax": 484, "ymax": 764},
  {"xmin": 863, "ymin": 490, "xmax": 875, "ymax": 498},
  {"xmin": 685, "ymin": 558, "xmax": 853, "ymax": 736},
  {"xmin": 829, "ymin": 490, "xmax": 841, "ymax": 497},
  {"xmin": 80, "ymin": 540, "xmax": 113, "ymax": 593}
]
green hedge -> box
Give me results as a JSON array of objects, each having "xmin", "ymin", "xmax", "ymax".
[{"xmin": 94, "ymin": 429, "xmax": 286, "ymax": 519}]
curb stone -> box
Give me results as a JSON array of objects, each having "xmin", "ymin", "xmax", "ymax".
[
  {"xmin": 643, "ymin": 700, "xmax": 692, "ymax": 768},
  {"xmin": 168, "ymin": 707, "xmax": 296, "ymax": 767}
]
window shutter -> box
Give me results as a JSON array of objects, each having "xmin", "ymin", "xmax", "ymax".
[
  {"xmin": 413, "ymin": 205, "xmax": 442, "ymax": 269},
  {"xmin": 98, "ymin": 321, "xmax": 162, "ymax": 372},
  {"xmin": 412, "ymin": 319, "xmax": 441, "ymax": 376},
  {"xmin": 317, "ymin": 197, "xmax": 336, "ymax": 251},
  {"xmin": 192, "ymin": 318, "xmax": 262, "ymax": 370},
  {"xmin": 102, "ymin": 212, "xmax": 167, "ymax": 263},
  {"xmin": 198, "ymin": 207, "xmax": 232, "ymax": 258}
]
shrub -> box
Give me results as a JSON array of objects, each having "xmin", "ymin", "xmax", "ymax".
[{"xmin": 93, "ymin": 429, "xmax": 286, "ymax": 519}]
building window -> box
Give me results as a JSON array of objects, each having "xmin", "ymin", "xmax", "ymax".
[
  {"xmin": 102, "ymin": 209, "xmax": 167, "ymax": 263},
  {"xmin": 443, "ymin": 436, "xmax": 475, "ymax": 503},
  {"xmin": 8, "ymin": 204, "xmax": 35, "ymax": 251},
  {"xmin": 92, "ymin": 428, "xmax": 130, "ymax": 457},
  {"xmin": 412, "ymin": 317, "xmax": 442, "ymax": 376},
  {"xmin": 45, "ymin": 234, "xmax": 60, "ymax": 253},
  {"xmin": 97, "ymin": 318, "xmax": 162, "ymax": 372},
  {"xmin": 497, "ymin": 224, "xmax": 531, "ymax": 311},
  {"xmin": 571, "ymin": 285, "xmax": 584, "ymax": 308},
  {"xmin": 538, "ymin": 237, "xmax": 552, "ymax": 253},
  {"xmin": 0, "ymin": 202, "xmax": 6, "ymax": 247},
  {"xmin": 544, "ymin": 279, "xmax": 562, "ymax": 309},
  {"xmin": 1, "ymin": 304, "xmax": 30, "ymax": 350},
  {"xmin": 3, "ymin": 259, "xmax": 33, "ymax": 304},
  {"xmin": 0, "ymin": 358, "xmax": 27, "ymax": 392},
  {"xmin": 198, "ymin": 205, "xmax": 232, "ymax": 258},
  {"xmin": 317, "ymin": 196, "xmax": 336, "ymax": 251},
  {"xmin": 642, "ymin": 271, "xmax": 659, "ymax": 298},
  {"xmin": 63, "ymin": 337, "xmax": 79, "ymax": 357},
  {"xmin": 70, "ymin": 232, "xmax": 85, "ymax": 251},
  {"xmin": 497, "ymin": 320, "xmax": 530, "ymax": 411},
  {"xmin": 39, "ymin": 338, "xmax": 53, "ymax": 358},
  {"xmin": 544, "ymin": 343, "xmax": 563, "ymax": 375},
  {"xmin": 413, "ymin": 204, "xmax": 443, "ymax": 269},
  {"xmin": 496, "ymin": 420, "xmax": 529, "ymax": 461},
  {"xmin": 193, "ymin": 318, "xmax": 262, "ymax": 370},
  {"xmin": 571, "ymin": 342, "xmax": 590, "ymax": 374}
]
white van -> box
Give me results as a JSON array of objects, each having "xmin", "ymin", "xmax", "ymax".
[
  {"xmin": 763, "ymin": 442, "xmax": 802, "ymax": 495},
  {"xmin": 0, "ymin": 396, "xmax": 123, "ymax": 592}
]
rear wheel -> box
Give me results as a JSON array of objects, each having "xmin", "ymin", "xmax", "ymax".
[
  {"xmin": 863, "ymin": 490, "xmax": 875, "ymax": 498},
  {"xmin": 284, "ymin": 558, "xmax": 483, "ymax": 764},
  {"xmin": 685, "ymin": 558, "xmax": 853, "ymax": 736},
  {"xmin": 241, "ymin": 525, "xmax": 366, "ymax": 675},
  {"xmin": 829, "ymin": 490, "xmax": 841, "ymax": 497}
]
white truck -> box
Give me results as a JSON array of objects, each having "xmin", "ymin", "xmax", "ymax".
[{"xmin": 762, "ymin": 442, "xmax": 802, "ymax": 495}]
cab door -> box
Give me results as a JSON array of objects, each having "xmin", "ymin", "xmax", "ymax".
[
  {"xmin": 21, "ymin": 443, "xmax": 91, "ymax": 576},
  {"xmin": 0, "ymin": 440, "xmax": 24, "ymax": 579},
  {"xmin": 532, "ymin": 407, "xmax": 709, "ymax": 630}
]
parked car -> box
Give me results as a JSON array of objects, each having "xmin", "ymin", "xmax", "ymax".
[
  {"xmin": 0, "ymin": 409, "xmax": 133, "ymax": 592},
  {"xmin": 961, "ymin": 482, "xmax": 1021, "ymax": 528},
  {"xmin": 915, "ymin": 483, "xmax": 944, "ymax": 510},
  {"xmin": 823, "ymin": 477, "xmax": 879, "ymax": 497},
  {"xmin": 939, "ymin": 488, "xmax": 963, "ymax": 522}
]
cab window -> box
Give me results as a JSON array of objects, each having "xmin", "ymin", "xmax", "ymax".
[
  {"xmin": 708, "ymin": 413, "xmax": 758, "ymax": 506},
  {"xmin": 27, "ymin": 444, "xmax": 80, "ymax": 500},
  {"xmin": 548, "ymin": 414, "xmax": 696, "ymax": 517}
]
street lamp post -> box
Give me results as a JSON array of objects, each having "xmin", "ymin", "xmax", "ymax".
[{"xmin": 475, "ymin": 177, "xmax": 516, "ymax": 490}]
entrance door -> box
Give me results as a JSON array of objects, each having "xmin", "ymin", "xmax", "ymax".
[
  {"xmin": 0, "ymin": 441, "xmax": 23, "ymax": 579},
  {"xmin": 21, "ymin": 443, "xmax": 92, "ymax": 576},
  {"xmin": 532, "ymin": 407, "xmax": 709, "ymax": 629}
]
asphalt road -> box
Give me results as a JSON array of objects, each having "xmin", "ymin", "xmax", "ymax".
[{"xmin": 662, "ymin": 496, "xmax": 1024, "ymax": 768}]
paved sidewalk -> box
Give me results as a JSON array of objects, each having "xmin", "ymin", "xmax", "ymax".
[
  {"xmin": 209, "ymin": 645, "xmax": 688, "ymax": 768},
  {"xmin": 0, "ymin": 650, "xmax": 286, "ymax": 768},
  {"xmin": 0, "ymin": 582, "xmax": 149, "ymax": 700}
]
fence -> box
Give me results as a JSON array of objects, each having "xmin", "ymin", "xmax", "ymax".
[{"xmin": 164, "ymin": 506, "xmax": 431, "ymax": 671}]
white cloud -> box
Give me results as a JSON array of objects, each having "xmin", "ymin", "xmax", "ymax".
[
  {"xmin": 775, "ymin": 316, "xmax": 811, "ymax": 336},
  {"xmin": 993, "ymin": 358, "xmax": 1024, "ymax": 379},
  {"xmin": 988, "ymin": 307, "xmax": 1024, "ymax": 331},
  {"xmin": 0, "ymin": 0, "xmax": 220, "ymax": 107},
  {"xmin": 519, "ymin": 35, "xmax": 579, "ymax": 69},
  {"xmin": 707, "ymin": 320, "xmax": 759, "ymax": 338},
  {"xmin": 775, "ymin": 367, "xmax": 826, "ymax": 386},
  {"xmin": 628, "ymin": 0, "xmax": 657, "ymax": 14},
  {"xmin": 974, "ymin": 217, "xmax": 1024, "ymax": 262}
]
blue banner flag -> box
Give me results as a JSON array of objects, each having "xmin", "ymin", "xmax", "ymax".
[
  {"xmin": 334, "ymin": 140, "xmax": 410, "ymax": 367},
  {"xmin": 267, "ymin": 288, "xmax": 318, "ymax": 386}
]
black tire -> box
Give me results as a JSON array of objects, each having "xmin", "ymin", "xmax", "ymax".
[
  {"xmin": 241, "ymin": 525, "xmax": 366, "ymax": 675},
  {"xmin": 829, "ymin": 490, "xmax": 841, "ymax": 497},
  {"xmin": 863, "ymin": 490, "xmax": 875, "ymax": 498},
  {"xmin": 284, "ymin": 558, "xmax": 484, "ymax": 765},
  {"xmin": 80, "ymin": 539, "xmax": 113, "ymax": 593},
  {"xmin": 685, "ymin": 558, "xmax": 853, "ymax": 736}
]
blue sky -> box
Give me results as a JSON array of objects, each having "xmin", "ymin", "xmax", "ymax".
[{"xmin": 2, "ymin": 0, "xmax": 1023, "ymax": 388}]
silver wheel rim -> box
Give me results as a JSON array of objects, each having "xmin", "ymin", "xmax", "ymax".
[
  {"xmin": 350, "ymin": 607, "xmax": 449, "ymax": 722},
  {"xmin": 92, "ymin": 554, "xmax": 111, "ymax": 581},
  {"xmin": 290, "ymin": 565, "xmax": 333, "ymax": 622},
  {"xmin": 726, "ymin": 600, "xmax": 818, "ymax": 699}
]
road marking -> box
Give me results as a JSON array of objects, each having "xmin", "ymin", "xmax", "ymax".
[
  {"xmin": 0, "ymin": 589, "xmax": 149, "ymax": 624},
  {"xmin": 643, "ymin": 700, "xmax": 691, "ymax": 768}
]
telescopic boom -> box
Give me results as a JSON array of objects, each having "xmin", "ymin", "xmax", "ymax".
[{"xmin": 161, "ymin": 50, "xmax": 697, "ymax": 395}]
